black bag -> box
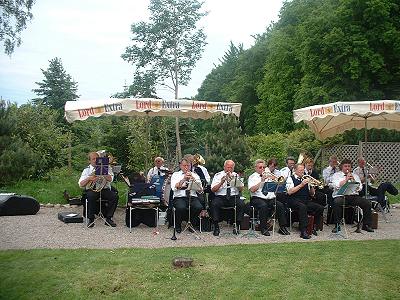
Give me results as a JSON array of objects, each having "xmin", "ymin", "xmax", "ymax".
[
  {"xmin": 0, "ymin": 194, "xmax": 40, "ymax": 216},
  {"xmin": 58, "ymin": 211, "xmax": 83, "ymax": 223}
]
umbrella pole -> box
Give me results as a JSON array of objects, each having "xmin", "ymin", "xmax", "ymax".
[{"xmin": 364, "ymin": 117, "xmax": 368, "ymax": 200}]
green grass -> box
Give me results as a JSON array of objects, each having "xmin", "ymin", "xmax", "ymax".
[
  {"xmin": 387, "ymin": 183, "xmax": 400, "ymax": 204},
  {"xmin": 0, "ymin": 240, "xmax": 399, "ymax": 299}
]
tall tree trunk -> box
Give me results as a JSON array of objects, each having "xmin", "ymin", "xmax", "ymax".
[{"xmin": 174, "ymin": 68, "xmax": 182, "ymax": 161}]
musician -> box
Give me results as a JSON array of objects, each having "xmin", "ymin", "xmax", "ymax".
[
  {"xmin": 248, "ymin": 159, "xmax": 290, "ymax": 236},
  {"xmin": 78, "ymin": 152, "xmax": 118, "ymax": 227},
  {"xmin": 170, "ymin": 158, "xmax": 203, "ymax": 233},
  {"xmin": 286, "ymin": 164, "xmax": 324, "ymax": 239},
  {"xmin": 322, "ymin": 156, "xmax": 339, "ymax": 188},
  {"xmin": 210, "ymin": 160, "xmax": 245, "ymax": 236},
  {"xmin": 280, "ymin": 156, "xmax": 296, "ymax": 179},
  {"xmin": 269, "ymin": 158, "xmax": 288, "ymax": 205},
  {"xmin": 147, "ymin": 156, "xmax": 169, "ymax": 183},
  {"xmin": 331, "ymin": 159, "xmax": 374, "ymax": 233},
  {"xmin": 354, "ymin": 157, "xmax": 398, "ymax": 208},
  {"xmin": 304, "ymin": 158, "xmax": 326, "ymax": 207}
]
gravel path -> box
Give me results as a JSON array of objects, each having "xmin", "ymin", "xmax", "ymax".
[{"xmin": 0, "ymin": 206, "xmax": 399, "ymax": 250}]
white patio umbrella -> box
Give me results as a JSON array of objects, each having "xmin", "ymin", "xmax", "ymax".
[
  {"xmin": 64, "ymin": 97, "xmax": 242, "ymax": 166},
  {"xmin": 293, "ymin": 99, "xmax": 400, "ymax": 197}
]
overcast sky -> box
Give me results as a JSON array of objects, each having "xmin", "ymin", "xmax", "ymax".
[{"xmin": 0, "ymin": 0, "xmax": 283, "ymax": 105}]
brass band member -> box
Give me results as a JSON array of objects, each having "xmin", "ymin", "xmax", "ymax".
[
  {"xmin": 280, "ymin": 156, "xmax": 296, "ymax": 179},
  {"xmin": 269, "ymin": 158, "xmax": 288, "ymax": 205},
  {"xmin": 322, "ymin": 155, "xmax": 338, "ymax": 208},
  {"xmin": 78, "ymin": 152, "xmax": 118, "ymax": 227},
  {"xmin": 286, "ymin": 164, "xmax": 324, "ymax": 239},
  {"xmin": 170, "ymin": 158, "xmax": 203, "ymax": 233},
  {"xmin": 354, "ymin": 157, "xmax": 398, "ymax": 208},
  {"xmin": 331, "ymin": 159, "xmax": 374, "ymax": 233},
  {"xmin": 210, "ymin": 160, "xmax": 245, "ymax": 236},
  {"xmin": 304, "ymin": 158, "xmax": 326, "ymax": 206},
  {"xmin": 147, "ymin": 156, "xmax": 169, "ymax": 183},
  {"xmin": 248, "ymin": 159, "xmax": 290, "ymax": 236}
]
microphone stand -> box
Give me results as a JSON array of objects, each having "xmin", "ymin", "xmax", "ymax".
[
  {"xmin": 171, "ymin": 206, "xmax": 177, "ymax": 240},
  {"xmin": 181, "ymin": 179, "xmax": 202, "ymax": 239}
]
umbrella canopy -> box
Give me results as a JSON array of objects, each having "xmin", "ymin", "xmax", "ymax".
[
  {"xmin": 64, "ymin": 98, "xmax": 242, "ymax": 123},
  {"xmin": 293, "ymin": 100, "xmax": 400, "ymax": 140}
]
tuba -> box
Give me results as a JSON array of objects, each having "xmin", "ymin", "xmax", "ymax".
[
  {"xmin": 193, "ymin": 153, "xmax": 205, "ymax": 166},
  {"xmin": 86, "ymin": 172, "xmax": 108, "ymax": 192},
  {"xmin": 302, "ymin": 174, "xmax": 324, "ymax": 189}
]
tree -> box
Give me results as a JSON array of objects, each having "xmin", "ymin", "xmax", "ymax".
[
  {"xmin": 33, "ymin": 57, "xmax": 79, "ymax": 114},
  {"xmin": 121, "ymin": 0, "xmax": 208, "ymax": 160},
  {"xmin": 0, "ymin": 0, "xmax": 35, "ymax": 55}
]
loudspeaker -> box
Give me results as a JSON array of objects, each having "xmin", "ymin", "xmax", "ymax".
[{"xmin": 0, "ymin": 193, "xmax": 40, "ymax": 216}]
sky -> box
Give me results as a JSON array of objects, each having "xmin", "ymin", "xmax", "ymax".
[{"xmin": 0, "ymin": 0, "xmax": 284, "ymax": 105}]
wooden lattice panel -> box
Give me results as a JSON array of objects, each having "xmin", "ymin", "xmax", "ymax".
[{"xmin": 321, "ymin": 143, "xmax": 400, "ymax": 183}]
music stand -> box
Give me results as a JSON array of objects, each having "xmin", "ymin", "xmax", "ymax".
[
  {"xmin": 228, "ymin": 175, "xmax": 244, "ymax": 236},
  {"xmin": 86, "ymin": 157, "xmax": 111, "ymax": 228},
  {"xmin": 330, "ymin": 181, "xmax": 360, "ymax": 239},
  {"xmin": 181, "ymin": 179, "xmax": 203, "ymax": 238},
  {"xmin": 263, "ymin": 181, "xmax": 287, "ymax": 237}
]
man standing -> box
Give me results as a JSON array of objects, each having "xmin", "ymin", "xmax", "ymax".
[
  {"xmin": 210, "ymin": 160, "xmax": 245, "ymax": 236},
  {"xmin": 248, "ymin": 159, "xmax": 290, "ymax": 236},
  {"xmin": 147, "ymin": 157, "xmax": 169, "ymax": 183},
  {"xmin": 280, "ymin": 156, "xmax": 296, "ymax": 179},
  {"xmin": 79, "ymin": 152, "xmax": 118, "ymax": 227}
]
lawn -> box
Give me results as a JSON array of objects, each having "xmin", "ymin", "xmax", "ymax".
[{"xmin": 0, "ymin": 240, "xmax": 399, "ymax": 299}]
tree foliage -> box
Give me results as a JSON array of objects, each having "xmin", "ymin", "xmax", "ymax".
[
  {"xmin": 33, "ymin": 57, "xmax": 79, "ymax": 116},
  {"xmin": 121, "ymin": 0, "xmax": 207, "ymax": 96},
  {"xmin": 0, "ymin": 0, "xmax": 35, "ymax": 55}
]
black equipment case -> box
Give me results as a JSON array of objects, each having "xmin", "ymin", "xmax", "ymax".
[{"xmin": 58, "ymin": 211, "xmax": 83, "ymax": 223}]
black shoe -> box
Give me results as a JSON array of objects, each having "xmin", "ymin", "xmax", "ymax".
[
  {"xmin": 300, "ymin": 231, "xmax": 311, "ymax": 239},
  {"xmin": 278, "ymin": 228, "xmax": 287, "ymax": 235},
  {"xmin": 261, "ymin": 229, "xmax": 270, "ymax": 236},
  {"xmin": 362, "ymin": 224, "xmax": 374, "ymax": 232},
  {"xmin": 105, "ymin": 219, "xmax": 116, "ymax": 227},
  {"xmin": 213, "ymin": 225, "xmax": 220, "ymax": 236},
  {"xmin": 233, "ymin": 228, "xmax": 240, "ymax": 235},
  {"xmin": 87, "ymin": 219, "xmax": 94, "ymax": 228},
  {"xmin": 332, "ymin": 224, "xmax": 341, "ymax": 233},
  {"xmin": 176, "ymin": 226, "xmax": 182, "ymax": 234}
]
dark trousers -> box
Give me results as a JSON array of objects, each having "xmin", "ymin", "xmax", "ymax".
[
  {"xmin": 173, "ymin": 196, "xmax": 203, "ymax": 227},
  {"xmin": 321, "ymin": 186, "xmax": 334, "ymax": 206},
  {"xmin": 211, "ymin": 195, "xmax": 245, "ymax": 223},
  {"xmin": 288, "ymin": 198, "xmax": 324, "ymax": 231},
  {"xmin": 360, "ymin": 182, "xmax": 398, "ymax": 207},
  {"xmin": 86, "ymin": 189, "xmax": 118, "ymax": 219},
  {"xmin": 250, "ymin": 197, "xmax": 287, "ymax": 230},
  {"xmin": 333, "ymin": 195, "xmax": 372, "ymax": 226}
]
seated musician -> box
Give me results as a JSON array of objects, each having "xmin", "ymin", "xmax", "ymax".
[
  {"xmin": 280, "ymin": 156, "xmax": 296, "ymax": 179},
  {"xmin": 78, "ymin": 151, "xmax": 118, "ymax": 227},
  {"xmin": 210, "ymin": 160, "xmax": 245, "ymax": 236},
  {"xmin": 248, "ymin": 159, "xmax": 290, "ymax": 236},
  {"xmin": 354, "ymin": 157, "xmax": 398, "ymax": 208},
  {"xmin": 170, "ymin": 158, "xmax": 203, "ymax": 233},
  {"xmin": 304, "ymin": 158, "xmax": 326, "ymax": 206},
  {"xmin": 331, "ymin": 159, "xmax": 374, "ymax": 233},
  {"xmin": 286, "ymin": 164, "xmax": 324, "ymax": 239},
  {"xmin": 268, "ymin": 158, "xmax": 288, "ymax": 205},
  {"xmin": 322, "ymin": 155, "xmax": 339, "ymax": 207},
  {"xmin": 147, "ymin": 156, "xmax": 169, "ymax": 183}
]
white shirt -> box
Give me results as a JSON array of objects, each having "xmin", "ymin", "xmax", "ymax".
[
  {"xmin": 78, "ymin": 165, "xmax": 114, "ymax": 190},
  {"xmin": 269, "ymin": 168, "xmax": 281, "ymax": 177},
  {"xmin": 211, "ymin": 171, "xmax": 242, "ymax": 196},
  {"xmin": 147, "ymin": 166, "xmax": 169, "ymax": 182},
  {"xmin": 280, "ymin": 167, "xmax": 292, "ymax": 179},
  {"xmin": 285, "ymin": 174, "xmax": 309, "ymax": 191},
  {"xmin": 170, "ymin": 170, "xmax": 202, "ymax": 198},
  {"xmin": 322, "ymin": 166, "xmax": 338, "ymax": 188},
  {"xmin": 248, "ymin": 172, "xmax": 275, "ymax": 200},
  {"xmin": 192, "ymin": 165, "xmax": 211, "ymax": 184},
  {"xmin": 331, "ymin": 171, "xmax": 362, "ymax": 198}
]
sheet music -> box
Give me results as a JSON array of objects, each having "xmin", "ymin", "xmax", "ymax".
[
  {"xmin": 229, "ymin": 176, "xmax": 244, "ymax": 188},
  {"xmin": 337, "ymin": 181, "xmax": 360, "ymax": 196}
]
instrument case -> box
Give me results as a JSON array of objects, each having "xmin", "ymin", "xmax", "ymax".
[{"xmin": 58, "ymin": 211, "xmax": 83, "ymax": 223}]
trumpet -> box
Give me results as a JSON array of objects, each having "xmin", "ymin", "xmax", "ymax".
[
  {"xmin": 302, "ymin": 174, "xmax": 324, "ymax": 189},
  {"xmin": 261, "ymin": 171, "xmax": 285, "ymax": 184}
]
